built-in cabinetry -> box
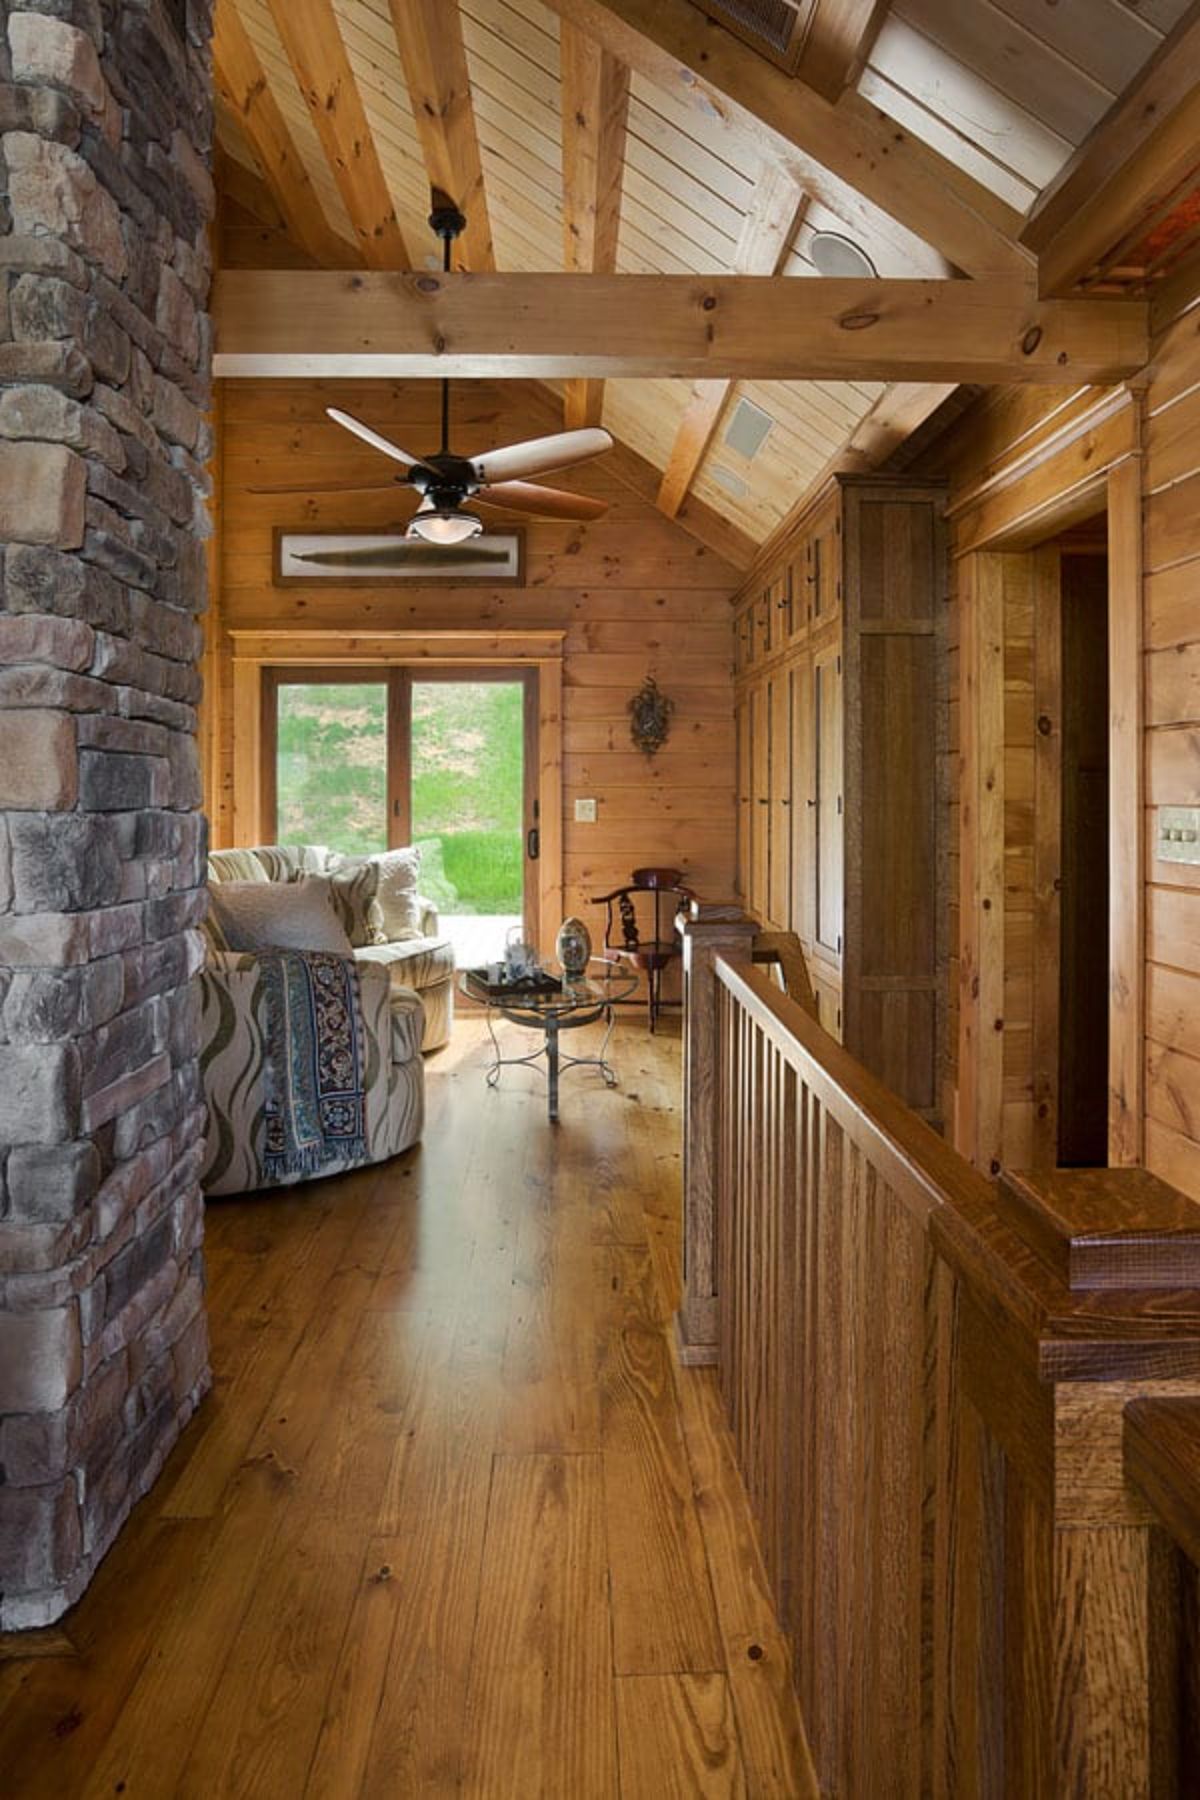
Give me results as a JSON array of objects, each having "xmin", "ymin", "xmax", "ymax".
[{"xmin": 734, "ymin": 477, "xmax": 947, "ymax": 1120}]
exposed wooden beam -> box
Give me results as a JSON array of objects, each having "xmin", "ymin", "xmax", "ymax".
[
  {"xmin": 265, "ymin": 0, "xmax": 410, "ymax": 269},
  {"xmin": 213, "ymin": 271, "xmax": 1148, "ymax": 386},
  {"xmin": 389, "ymin": 0, "xmax": 494, "ymax": 271},
  {"xmin": 657, "ymin": 165, "xmax": 806, "ymax": 517},
  {"xmin": 751, "ymin": 381, "xmax": 958, "ymax": 575},
  {"xmin": 1022, "ymin": 4, "xmax": 1200, "ymax": 296},
  {"xmin": 560, "ymin": 24, "xmax": 629, "ymax": 431},
  {"xmin": 212, "ymin": 2, "xmax": 353, "ymax": 269},
  {"xmin": 536, "ymin": 0, "xmax": 1026, "ymax": 277},
  {"xmin": 799, "ymin": 0, "xmax": 892, "ymax": 103},
  {"xmin": 656, "ymin": 380, "xmax": 732, "ymax": 520}
]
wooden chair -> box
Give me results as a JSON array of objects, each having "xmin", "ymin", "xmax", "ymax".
[{"xmin": 591, "ymin": 867, "xmax": 694, "ymax": 1031}]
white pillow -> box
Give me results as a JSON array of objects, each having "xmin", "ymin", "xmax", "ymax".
[
  {"xmin": 207, "ymin": 875, "xmax": 353, "ymax": 955},
  {"xmin": 330, "ymin": 847, "xmax": 423, "ymax": 942}
]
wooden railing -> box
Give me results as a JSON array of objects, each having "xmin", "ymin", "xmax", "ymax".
[{"xmin": 680, "ymin": 932, "xmax": 1200, "ymax": 1796}]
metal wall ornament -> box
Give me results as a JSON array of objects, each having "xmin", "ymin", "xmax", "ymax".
[{"xmin": 627, "ymin": 676, "xmax": 674, "ymax": 756}]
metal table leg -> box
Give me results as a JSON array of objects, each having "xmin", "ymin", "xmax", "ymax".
[{"xmin": 546, "ymin": 1013, "xmax": 560, "ymax": 1122}]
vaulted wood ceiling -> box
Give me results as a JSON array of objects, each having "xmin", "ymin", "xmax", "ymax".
[{"xmin": 211, "ymin": 0, "xmax": 1200, "ymax": 563}]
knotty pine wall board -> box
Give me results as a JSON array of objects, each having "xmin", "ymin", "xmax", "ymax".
[
  {"xmin": 211, "ymin": 378, "xmax": 740, "ymax": 952},
  {"xmin": 915, "ymin": 276, "xmax": 1200, "ymax": 1193}
]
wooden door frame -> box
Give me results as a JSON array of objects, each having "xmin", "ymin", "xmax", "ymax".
[
  {"xmin": 230, "ymin": 629, "xmax": 565, "ymax": 957},
  {"xmin": 956, "ymin": 456, "xmax": 1143, "ymax": 1171}
]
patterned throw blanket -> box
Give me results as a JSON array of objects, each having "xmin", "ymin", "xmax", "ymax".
[{"xmin": 259, "ymin": 950, "xmax": 368, "ymax": 1181}]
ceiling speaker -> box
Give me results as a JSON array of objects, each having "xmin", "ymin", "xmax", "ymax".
[
  {"xmin": 809, "ymin": 231, "xmax": 879, "ymax": 279},
  {"xmin": 724, "ymin": 398, "xmax": 775, "ymax": 461}
]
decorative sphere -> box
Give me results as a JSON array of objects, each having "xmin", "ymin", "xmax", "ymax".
[{"xmin": 556, "ymin": 915, "xmax": 592, "ymax": 977}]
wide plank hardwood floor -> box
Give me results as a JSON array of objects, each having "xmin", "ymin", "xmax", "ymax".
[{"xmin": 0, "ymin": 1018, "xmax": 815, "ymax": 1797}]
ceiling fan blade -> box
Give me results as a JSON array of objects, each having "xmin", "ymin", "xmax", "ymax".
[
  {"xmin": 247, "ymin": 477, "xmax": 407, "ymax": 495},
  {"xmin": 326, "ymin": 407, "xmax": 421, "ymax": 469},
  {"xmin": 475, "ymin": 480, "xmax": 609, "ymax": 522},
  {"xmin": 470, "ymin": 426, "xmax": 612, "ymax": 485}
]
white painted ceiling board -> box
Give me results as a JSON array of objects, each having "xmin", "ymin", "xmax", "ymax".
[
  {"xmin": 856, "ymin": 67, "xmax": 1039, "ymax": 213},
  {"xmin": 988, "ymin": 0, "xmax": 1165, "ymax": 93},
  {"xmin": 893, "ymin": 0, "xmax": 1113, "ymax": 143},
  {"xmin": 869, "ymin": 16, "xmax": 1074, "ymax": 189}
]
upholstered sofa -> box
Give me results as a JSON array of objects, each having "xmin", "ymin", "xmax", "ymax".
[
  {"xmin": 206, "ymin": 843, "xmax": 454, "ymax": 1051},
  {"xmin": 198, "ymin": 950, "xmax": 424, "ymax": 1196}
]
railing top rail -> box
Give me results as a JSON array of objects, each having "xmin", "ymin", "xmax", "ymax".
[{"xmin": 714, "ymin": 954, "xmax": 1200, "ymax": 1380}]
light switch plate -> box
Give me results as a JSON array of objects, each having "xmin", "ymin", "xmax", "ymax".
[
  {"xmin": 1158, "ymin": 806, "xmax": 1200, "ymax": 864},
  {"xmin": 575, "ymin": 797, "xmax": 597, "ymax": 823}
]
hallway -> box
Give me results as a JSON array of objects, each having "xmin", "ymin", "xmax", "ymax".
[{"xmin": 0, "ymin": 1021, "xmax": 813, "ymax": 1798}]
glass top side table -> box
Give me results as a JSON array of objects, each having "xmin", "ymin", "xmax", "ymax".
[{"xmin": 459, "ymin": 959, "xmax": 638, "ymax": 1121}]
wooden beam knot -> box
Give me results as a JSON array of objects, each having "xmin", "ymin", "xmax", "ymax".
[{"xmin": 839, "ymin": 311, "xmax": 880, "ymax": 331}]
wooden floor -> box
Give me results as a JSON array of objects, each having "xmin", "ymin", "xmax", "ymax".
[{"xmin": 0, "ymin": 1018, "xmax": 815, "ymax": 1798}]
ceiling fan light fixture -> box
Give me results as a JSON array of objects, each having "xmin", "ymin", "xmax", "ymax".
[{"xmin": 406, "ymin": 503, "xmax": 484, "ymax": 545}]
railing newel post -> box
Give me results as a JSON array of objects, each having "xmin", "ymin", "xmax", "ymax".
[{"xmin": 675, "ymin": 899, "xmax": 759, "ymax": 1367}]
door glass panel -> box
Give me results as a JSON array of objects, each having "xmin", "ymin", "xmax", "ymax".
[
  {"xmin": 275, "ymin": 682, "xmax": 388, "ymax": 856},
  {"xmin": 410, "ymin": 680, "xmax": 525, "ymax": 966}
]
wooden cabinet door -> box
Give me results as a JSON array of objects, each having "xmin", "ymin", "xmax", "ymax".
[
  {"xmin": 790, "ymin": 653, "xmax": 815, "ymax": 947},
  {"xmin": 735, "ymin": 696, "xmax": 752, "ymax": 900},
  {"xmin": 814, "ymin": 975, "xmax": 843, "ymax": 1041},
  {"xmin": 750, "ymin": 680, "xmax": 770, "ymax": 921},
  {"xmin": 734, "ymin": 606, "xmax": 751, "ymax": 676},
  {"xmin": 768, "ymin": 671, "xmax": 792, "ymax": 928},
  {"xmin": 754, "ymin": 590, "xmax": 772, "ymax": 662},
  {"xmin": 813, "ymin": 641, "xmax": 844, "ymax": 960},
  {"xmin": 811, "ymin": 500, "xmax": 841, "ymax": 630}
]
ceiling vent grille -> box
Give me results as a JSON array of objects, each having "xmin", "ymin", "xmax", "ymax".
[{"xmin": 688, "ymin": 0, "xmax": 813, "ymax": 73}]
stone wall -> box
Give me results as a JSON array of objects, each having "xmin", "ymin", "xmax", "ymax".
[{"xmin": 0, "ymin": 0, "xmax": 213, "ymax": 1628}]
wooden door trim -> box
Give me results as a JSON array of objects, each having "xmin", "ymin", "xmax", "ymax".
[
  {"xmin": 1031, "ymin": 546, "xmax": 1063, "ymax": 1171},
  {"xmin": 232, "ymin": 631, "xmax": 565, "ymax": 960},
  {"xmin": 1106, "ymin": 455, "xmax": 1144, "ymax": 1166},
  {"xmin": 956, "ymin": 452, "xmax": 1144, "ymax": 1171}
]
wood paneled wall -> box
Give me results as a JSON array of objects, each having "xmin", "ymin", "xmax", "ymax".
[
  {"xmin": 928, "ymin": 288, "xmax": 1200, "ymax": 1197},
  {"xmin": 1144, "ymin": 306, "xmax": 1200, "ymax": 1198},
  {"xmin": 205, "ymin": 379, "xmax": 739, "ymax": 949}
]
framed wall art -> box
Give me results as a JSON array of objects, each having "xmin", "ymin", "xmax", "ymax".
[{"xmin": 273, "ymin": 529, "xmax": 525, "ymax": 587}]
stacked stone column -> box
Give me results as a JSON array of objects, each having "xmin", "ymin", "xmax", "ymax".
[{"xmin": 0, "ymin": 0, "xmax": 214, "ymax": 1628}]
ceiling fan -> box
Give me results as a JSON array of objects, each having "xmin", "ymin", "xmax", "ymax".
[{"xmin": 250, "ymin": 193, "xmax": 614, "ymax": 548}]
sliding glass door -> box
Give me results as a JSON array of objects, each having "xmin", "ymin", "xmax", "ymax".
[
  {"xmin": 274, "ymin": 679, "xmax": 390, "ymax": 854},
  {"xmin": 409, "ymin": 679, "xmax": 527, "ymax": 966},
  {"xmin": 265, "ymin": 667, "xmax": 535, "ymax": 964}
]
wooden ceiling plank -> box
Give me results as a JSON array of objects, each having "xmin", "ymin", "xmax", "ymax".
[
  {"xmin": 389, "ymin": 0, "xmax": 495, "ymax": 271},
  {"xmin": 215, "ymin": 142, "xmax": 286, "ymax": 234},
  {"xmin": 799, "ymin": 0, "xmax": 893, "ymax": 103},
  {"xmin": 751, "ymin": 380, "xmax": 959, "ymax": 572},
  {"xmin": 535, "ymin": 0, "xmax": 1027, "ymax": 276},
  {"xmin": 657, "ymin": 164, "xmax": 807, "ymax": 517},
  {"xmin": 561, "ymin": 22, "xmax": 630, "ymax": 430},
  {"xmin": 212, "ymin": 270, "xmax": 1149, "ymax": 385},
  {"xmin": 212, "ymin": 2, "xmax": 356, "ymax": 268},
  {"xmin": 1022, "ymin": 3, "xmax": 1200, "ymax": 294},
  {"xmin": 265, "ymin": 0, "xmax": 409, "ymax": 269}
]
